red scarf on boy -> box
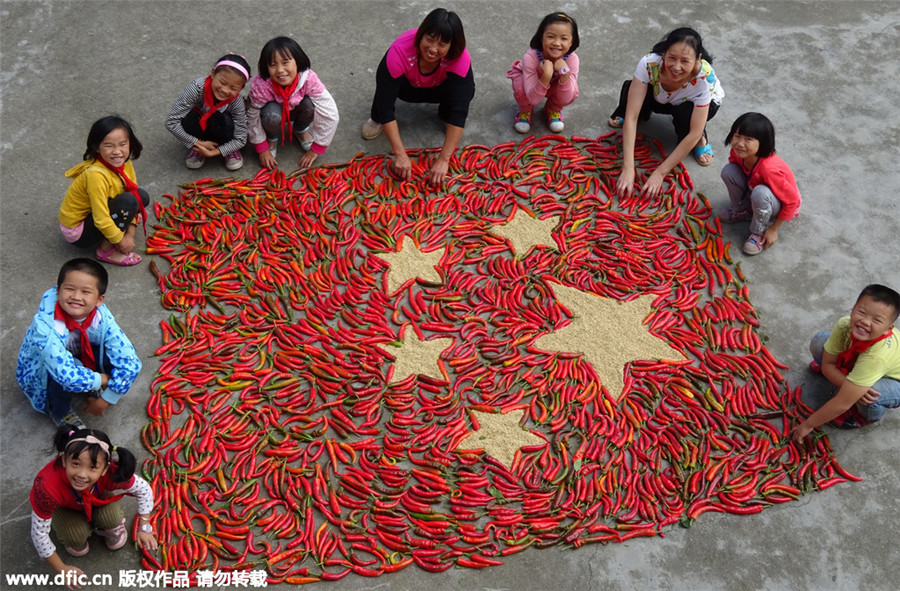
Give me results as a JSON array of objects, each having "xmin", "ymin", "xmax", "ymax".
[
  {"xmin": 198, "ymin": 75, "xmax": 239, "ymax": 131},
  {"xmin": 271, "ymin": 75, "xmax": 300, "ymax": 145},
  {"xmin": 54, "ymin": 302, "xmax": 99, "ymax": 371},
  {"xmin": 835, "ymin": 331, "xmax": 892, "ymax": 375},
  {"xmin": 96, "ymin": 156, "xmax": 147, "ymax": 235}
]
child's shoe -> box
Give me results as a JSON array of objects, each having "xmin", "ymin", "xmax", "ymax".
[
  {"xmin": 53, "ymin": 409, "xmax": 86, "ymax": 430},
  {"xmin": 546, "ymin": 109, "xmax": 565, "ymax": 133},
  {"xmin": 361, "ymin": 118, "xmax": 383, "ymax": 140},
  {"xmin": 267, "ymin": 139, "xmax": 278, "ymax": 159},
  {"xmin": 297, "ymin": 127, "xmax": 313, "ymax": 152},
  {"xmin": 224, "ymin": 151, "xmax": 243, "ymax": 171},
  {"xmin": 809, "ymin": 361, "xmax": 822, "ymax": 374},
  {"xmin": 743, "ymin": 233, "xmax": 764, "ymax": 255},
  {"xmin": 99, "ymin": 518, "xmax": 128, "ymax": 551},
  {"xmin": 185, "ymin": 149, "xmax": 205, "ymax": 170},
  {"xmin": 65, "ymin": 542, "xmax": 90, "ymax": 557},
  {"xmin": 830, "ymin": 406, "xmax": 871, "ymax": 429},
  {"xmin": 514, "ymin": 110, "xmax": 532, "ymax": 134},
  {"xmin": 720, "ymin": 208, "xmax": 752, "ymax": 223}
]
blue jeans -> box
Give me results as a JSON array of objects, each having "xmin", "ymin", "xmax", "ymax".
[
  {"xmin": 46, "ymin": 344, "xmax": 110, "ymax": 423},
  {"xmin": 810, "ymin": 331, "xmax": 900, "ymax": 421}
]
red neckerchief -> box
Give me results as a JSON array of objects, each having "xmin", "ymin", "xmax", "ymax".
[
  {"xmin": 96, "ymin": 156, "xmax": 147, "ymax": 235},
  {"xmin": 198, "ymin": 75, "xmax": 238, "ymax": 131},
  {"xmin": 54, "ymin": 302, "xmax": 99, "ymax": 371},
  {"xmin": 73, "ymin": 482, "xmax": 123, "ymax": 522},
  {"xmin": 836, "ymin": 331, "xmax": 892, "ymax": 375},
  {"xmin": 271, "ymin": 75, "xmax": 299, "ymax": 145}
]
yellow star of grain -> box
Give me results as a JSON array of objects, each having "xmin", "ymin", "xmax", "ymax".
[
  {"xmin": 375, "ymin": 236, "xmax": 444, "ymax": 294},
  {"xmin": 455, "ymin": 408, "xmax": 546, "ymax": 469},
  {"xmin": 489, "ymin": 209, "xmax": 560, "ymax": 258},
  {"xmin": 388, "ymin": 329, "xmax": 453, "ymax": 383},
  {"xmin": 532, "ymin": 284, "xmax": 686, "ymax": 401}
]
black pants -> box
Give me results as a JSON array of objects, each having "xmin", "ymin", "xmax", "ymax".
[
  {"xmin": 181, "ymin": 109, "xmax": 236, "ymax": 145},
  {"xmin": 45, "ymin": 343, "xmax": 110, "ymax": 423},
  {"xmin": 610, "ymin": 79, "xmax": 719, "ymax": 143},
  {"xmin": 72, "ymin": 189, "xmax": 150, "ymax": 248}
]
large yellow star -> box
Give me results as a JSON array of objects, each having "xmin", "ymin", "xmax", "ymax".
[
  {"xmin": 532, "ymin": 284, "xmax": 686, "ymax": 401},
  {"xmin": 375, "ymin": 236, "xmax": 444, "ymax": 294},
  {"xmin": 489, "ymin": 209, "xmax": 560, "ymax": 258},
  {"xmin": 387, "ymin": 328, "xmax": 453, "ymax": 384},
  {"xmin": 455, "ymin": 408, "xmax": 547, "ymax": 469}
]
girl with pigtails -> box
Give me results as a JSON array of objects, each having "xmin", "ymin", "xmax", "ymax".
[{"xmin": 30, "ymin": 427, "xmax": 157, "ymax": 585}]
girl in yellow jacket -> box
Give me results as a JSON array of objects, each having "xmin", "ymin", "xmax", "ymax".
[{"xmin": 59, "ymin": 116, "xmax": 150, "ymax": 266}]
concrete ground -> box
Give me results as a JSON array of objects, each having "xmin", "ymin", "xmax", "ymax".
[{"xmin": 2, "ymin": 1, "xmax": 899, "ymax": 590}]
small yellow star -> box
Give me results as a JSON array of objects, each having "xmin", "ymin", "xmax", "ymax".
[
  {"xmin": 387, "ymin": 328, "xmax": 453, "ymax": 383},
  {"xmin": 489, "ymin": 208, "xmax": 560, "ymax": 258},
  {"xmin": 532, "ymin": 284, "xmax": 686, "ymax": 401},
  {"xmin": 375, "ymin": 236, "xmax": 445, "ymax": 294},
  {"xmin": 455, "ymin": 408, "xmax": 547, "ymax": 469}
]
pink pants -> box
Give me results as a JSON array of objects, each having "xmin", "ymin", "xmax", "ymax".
[{"xmin": 507, "ymin": 61, "xmax": 579, "ymax": 112}]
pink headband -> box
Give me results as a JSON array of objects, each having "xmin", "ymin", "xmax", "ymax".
[
  {"xmin": 66, "ymin": 434, "xmax": 111, "ymax": 456},
  {"xmin": 216, "ymin": 59, "xmax": 250, "ymax": 81}
]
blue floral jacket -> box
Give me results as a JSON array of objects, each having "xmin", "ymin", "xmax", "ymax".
[{"xmin": 16, "ymin": 288, "xmax": 142, "ymax": 413}]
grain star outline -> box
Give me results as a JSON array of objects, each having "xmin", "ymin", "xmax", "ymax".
[
  {"xmin": 532, "ymin": 284, "xmax": 687, "ymax": 401},
  {"xmin": 489, "ymin": 208, "xmax": 560, "ymax": 258},
  {"xmin": 455, "ymin": 408, "xmax": 546, "ymax": 469},
  {"xmin": 375, "ymin": 235, "xmax": 445, "ymax": 294},
  {"xmin": 387, "ymin": 328, "xmax": 453, "ymax": 383}
]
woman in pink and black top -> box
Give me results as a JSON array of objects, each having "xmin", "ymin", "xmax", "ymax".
[{"xmin": 361, "ymin": 8, "xmax": 475, "ymax": 186}]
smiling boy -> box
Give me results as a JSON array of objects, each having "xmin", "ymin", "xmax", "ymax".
[
  {"xmin": 792, "ymin": 284, "xmax": 900, "ymax": 441},
  {"xmin": 16, "ymin": 258, "xmax": 142, "ymax": 428}
]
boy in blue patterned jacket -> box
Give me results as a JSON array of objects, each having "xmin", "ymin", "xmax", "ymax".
[{"xmin": 16, "ymin": 258, "xmax": 142, "ymax": 428}]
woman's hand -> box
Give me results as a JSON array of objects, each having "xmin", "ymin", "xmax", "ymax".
[
  {"xmin": 428, "ymin": 156, "xmax": 450, "ymax": 187},
  {"xmin": 639, "ymin": 170, "xmax": 666, "ymax": 199},
  {"xmin": 392, "ymin": 152, "xmax": 413, "ymax": 181},
  {"xmin": 616, "ymin": 167, "xmax": 636, "ymax": 198},
  {"xmin": 790, "ymin": 421, "xmax": 814, "ymax": 443},
  {"xmin": 298, "ymin": 150, "xmax": 319, "ymax": 171},
  {"xmin": 259, "ymin": 150, "xmax": 277, "ymax": 170}
]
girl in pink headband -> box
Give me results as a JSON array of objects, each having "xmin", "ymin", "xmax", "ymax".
[
  {"xmin": 29, "ymin": 426, "xmax": 157, "ymax": 584},
  {"xmin": 166, "ymin": 53, "xmax": 252, "ymax": 171}
]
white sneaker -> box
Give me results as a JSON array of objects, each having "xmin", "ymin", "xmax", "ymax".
[{"xmin": 185, "ymin": 149, "xmax": 205, "ymax": 169}]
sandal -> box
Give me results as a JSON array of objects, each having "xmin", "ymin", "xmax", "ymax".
[
  {"xmin": 96, "ymin": 247, "xmax": 142, "ymax": 266},
  {"xmin": 608, "ymin": 116, "xmax": 624, "ymax": 129},
  {"xmin": 692, "ymin": 142, "xmax": 715, "ymax": 166}
]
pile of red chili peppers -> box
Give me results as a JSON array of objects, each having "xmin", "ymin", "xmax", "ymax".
[{"xmin": 141, "ymin": 133, "xmax": 856, "ymax": 583}]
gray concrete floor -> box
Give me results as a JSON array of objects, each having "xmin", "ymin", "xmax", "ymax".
[{"xmin": 2, "ymin": 1, "xmax": 899, "ymax": 590}]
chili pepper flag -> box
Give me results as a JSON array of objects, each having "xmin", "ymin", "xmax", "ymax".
[{"xmin": 142, "ymin": 134, "xmax": 855, "ymax": 583}]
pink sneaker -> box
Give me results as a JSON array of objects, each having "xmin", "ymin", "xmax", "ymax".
[
  {"xmin": 743, "ymin": 233, "xmax": 764, "ymax": 255},
  {"xmin": 185, "ymin": 149, "xmax": 205, "ymax": 169},
  {"xmin": 100, "ymin": 518, "xmax": 128, "ymax": 550},
  {"xmin": 65, "ymin": 541, "xmax": 90, "ymax": 557},
  {"xmin": 224, "ymin": 151, "xmax": 244, "ymax": 171}
]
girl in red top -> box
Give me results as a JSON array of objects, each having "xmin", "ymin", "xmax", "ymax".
[
  {"xmin": 719, "ymin": 112, "xmax": 801, "ymax": 255},
  {"xmin": 30, "ymin": 427, "xmax": 156, "ymax": 587}
]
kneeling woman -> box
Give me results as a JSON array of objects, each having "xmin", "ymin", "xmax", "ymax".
[
  {"xmin": 609, "ymin": 27, "xmax": 724, "ymax": 199},
  {"xmin": 361, "ymin": 8, "xmax": 475, "ymax": 186}
]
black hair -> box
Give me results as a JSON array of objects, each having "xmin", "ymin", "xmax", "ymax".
[
  {"xmin": 258, "ymin": 37, "xmax": 310, "ymax": 80},
  {"xmin": 725, "ymin": 112, "xmax": 777, "ymax": 158},
  {"xmin": 57, "ymin": 258, "xmax": 109, "ymax": 295},
  {"xmin": 529, "ymin": 12, "xmax": 580, "ymax": 54},
  {"xmin": 84, "ymin": 115, "xmax": 143, "ymax": 161},
  {"xmin": 415, "ymin": 8, "xmax": 467, "ymax": 61},
  {"xmin": 651, "ymin": 27, "xmax": 713, "ymax": 65},
  {"xmin": 213, "ymin": 52, "xmax": 251, "ymax": 81},
  {"xmin": 857, "ymin": 284, "xmax": 900, "ymax": 323},
  {"xmin": 52, "ymin": 426, "xmax": 137, "ymax": 483}
]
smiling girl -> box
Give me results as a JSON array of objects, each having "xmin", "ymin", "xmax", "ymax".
[
  {"xmin": 247, "ymin": 37, "xmax": 339, "ymax": 171},
  {"xmin": 361, "ymin": 8, "xmax": 475, "ymax": 186},
  {"xmin": 609, "ymin": 27, "xmax": 724, "ymax": 199},
  {"xmin": 720, "ymin": 112, "xmax": 801, "ymax": 255},
  {"xmin": 30, "ymin": 427, "xmax": 156, "ymax": 588},
  {"xmin": 165, "ymin": 53, "xmax": 251, "ymax": 171},
  {"xmin": 59, "ymin": 116, "xmax": 151, "ymax": 266},
  {"xmin": 507, "ymin": 12, "xmax": 580, "ymax": 134}
]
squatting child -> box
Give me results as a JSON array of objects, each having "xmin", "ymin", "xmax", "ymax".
[{"xmin": 16, "ymin": 258, "xmax": 142, "ymax": 429}]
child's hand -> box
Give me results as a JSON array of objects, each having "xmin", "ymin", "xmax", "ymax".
[
  {"xmin": 58, "ymin": 564, "xmax": 86, "ymax": 589},
  {"xmin": 553, "ymin": 58, "xmax": 568, "ymax": 72},
  {"xmin": 193, "ymin": 141, "xmax": 220, "ymax": 158},
  {"xmin": 259, "ymin": 150, "xmax": 278, "ymax": 170},
  {"xmin": 84, "ymin": 397, "xmax": 110, "ymax": 416},
  {"xmin": 136, "ymin": 530, "xmax": 159, "ymax": 551},
  {"xmin": 761, "ymin": 227, "xmax": 779, "ymax": 247},
  {"xmin": 540, "ymin": 59, "xmax": 555, "ymax": 85},
  {"xmin": 392, "ymin": 153, "xmax": 413, "ymax": 181},
  {"xmin": 298, "ymin": 150, "xmax": 319, "ymax": 171},
  {"xmin": 859, "ymin": 388, "xmax": 881, "ymax": 405}
]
